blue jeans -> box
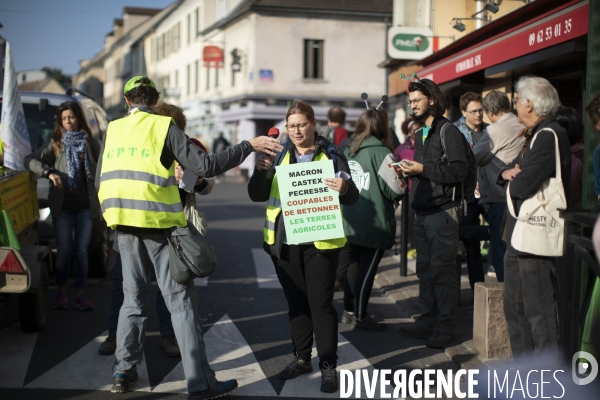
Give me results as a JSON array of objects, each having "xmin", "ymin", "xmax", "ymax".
[
  {"xmin": 486, "ymin": 202, "xmax": 506, "ymax": 282},
  {"xmin": 108, "ymin": 253, "xmax": 175, "ymax": 337},
  {"xmin": 54, "ymin": 209, "xmax": 93, "ymax": 289}
]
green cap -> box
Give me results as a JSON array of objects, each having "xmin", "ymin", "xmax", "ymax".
[{"xmin": 123, "ymin": 76, "xmax": 156, "ymax": 95}]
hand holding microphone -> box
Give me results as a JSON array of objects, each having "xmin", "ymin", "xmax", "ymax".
[
  {"xmin": 248, "ymin": 127, "xmax": 283, "ymax": 157},
  {"xmin": 265, "ymin": 127, "xmax": 280, "ymax": 179}
]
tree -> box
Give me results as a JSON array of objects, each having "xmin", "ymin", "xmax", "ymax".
[{"xmin": 41, "ymin": 67, "xmax": 72, "ymax": 89}]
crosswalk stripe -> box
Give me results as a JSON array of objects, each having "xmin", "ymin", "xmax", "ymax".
[
  {"xmin": 152, "ymin": 277, "xmax": 208, "ymax": 287},
  {"xmin": 278, "ymin": 333, "xmax": 376, "ymax": 398},
  {"xmin": 152, "ymin": 314, "xmax": 277, "ymax": 396},
  {"xmin": 24, "ymin": 331, "xmax": 151, "ymax": 392},
  {"xmin": 0, "ymin": 323, "xmax": 39, "ymax": 388},
  {"xmin": 251, "ymin": 248, "xmax": 281, "ymax": 289}
]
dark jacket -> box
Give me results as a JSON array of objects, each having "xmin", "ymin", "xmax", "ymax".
[
  {"xmin": 498, "ymin": 117, "xmax": 571, "ymax": 256},
  {"xmin": 343, "ymin": 136, "xmax": 405, "ymax": 250},
  {"xmin": 411, "ymin": 117, "xmax": 471, "ymax": 216},
  {"xmin": 248, "ymin": 135, "xmax": 359, "ymax": 259},
  {"xmin": 25, "ymin": 136, "xmax": 101, "ymax": 219}
]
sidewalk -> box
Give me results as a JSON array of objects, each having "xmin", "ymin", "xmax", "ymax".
[{"xmin": 373, "ymin": 249, "xmax": 509, "ymax": 376}]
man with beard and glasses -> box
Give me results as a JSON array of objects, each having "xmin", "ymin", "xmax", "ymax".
[{"xmin": 397, "ymin": 78, "xmax": 471, "ymax": 348}]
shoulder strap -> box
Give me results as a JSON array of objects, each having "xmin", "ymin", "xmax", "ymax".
[
  {"xmin": 274, "ymin": 141, "xmax": 290, "ymax": 166},
  {"xmin": 439, "ymin": 121, "xmax": 451, "ymax": 159}
]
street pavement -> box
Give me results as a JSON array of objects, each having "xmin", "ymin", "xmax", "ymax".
[{"xmin": 0, "ymin": 179, "xmax": 478, "ymax": 400}]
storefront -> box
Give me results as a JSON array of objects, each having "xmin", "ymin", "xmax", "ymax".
[{"xmin": 387, "ymin": 0, "xmax": 589, "ymax": 123}]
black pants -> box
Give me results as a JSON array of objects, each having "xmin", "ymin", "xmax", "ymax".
[
  {"xmin": 414, "ymin": 207, "xmax": 461, "ymax": 335},
  {"xmin": 343, "ymin": 245, "xmax": 385, "ymax": 321},
  {"xmin": 503, "ymin": 249, "xmax": 558, "ymax": 357},
  {"xmin": 336, "ymin": 242, "xmax": 352, "ymax": 282},
  {"xmin": 272, "ymin": 244, "xmax": 339, "ymax": 369},
  {"xmin": 459, "ymin": 198, "xmax": 490, "ymax": 291}
]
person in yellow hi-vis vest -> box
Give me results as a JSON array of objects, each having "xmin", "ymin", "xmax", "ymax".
[
  {"xmin": 96, "ymin": 76, "xmax": 282, "ymax": 399},
  {"xmin": 248, "ymin": 101, "xmax": 359, "ymax": 393}
]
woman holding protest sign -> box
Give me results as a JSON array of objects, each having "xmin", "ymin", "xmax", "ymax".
[
  {"xmin": 341, "ymin": 105, "xmax": 407, "ymax": 331},
  {"xmin": 248, "ymin": 101, "xmax": 358, "ymax": 393}
]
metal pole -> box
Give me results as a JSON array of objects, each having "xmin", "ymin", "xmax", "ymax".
[
  {"xmin": 583, "ymin": 1, "xmax": 600, "ymax": 210},
  {"xmin": 400, "ymin": 197, "xmax": 409, "ymax": 277}
]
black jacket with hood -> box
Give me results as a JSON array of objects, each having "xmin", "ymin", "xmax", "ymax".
[{"xmin": 410, "ymin": 116, "xmax": 471, "ymax": 216}]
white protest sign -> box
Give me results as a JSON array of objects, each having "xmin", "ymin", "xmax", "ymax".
[{"xmin": 276, "ymin": 160, "xmax": 345, "ymax": 244}]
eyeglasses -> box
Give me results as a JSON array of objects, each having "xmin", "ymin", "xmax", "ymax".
[
  {"xmin": 407, "ymin": 98, "xmax": 427, "ymax": 106},
  {"xmin": 465, "ymin": 109, "xmax": 484, "ymax": 115},
  {"xmin": 512, "ymin": 96, "xmax": 522, "ymax": 107},
  {"xmin": 285, "ymin": 122, "xmax": 310, "ymax": 132}
]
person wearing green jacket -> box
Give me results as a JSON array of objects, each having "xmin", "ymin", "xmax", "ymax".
[{"xmin": 341, "ymin": 108, "xmax": 407, "ymax": 331}]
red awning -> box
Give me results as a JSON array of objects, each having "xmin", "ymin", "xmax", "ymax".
[{"xmin": 417, "ymin": 1, "xmax": 588, "ymax": 85}]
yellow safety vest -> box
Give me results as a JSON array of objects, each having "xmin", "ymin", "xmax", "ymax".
[
  {"xmin": 264, "ymin": 152, "xmax": 346, "ymax": 250},
  {"xmin": 98, "ymin": 109, "xmax": 186, "ymax": 229}
]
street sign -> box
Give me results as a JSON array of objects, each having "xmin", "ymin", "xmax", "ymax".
[{"xmin": 387, "ymin": 27, "xmax": 434, "ymax": 60}]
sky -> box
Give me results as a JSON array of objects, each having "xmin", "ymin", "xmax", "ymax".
[{"xmin": 0, "ymin": 0, "xmax": 176, "ymax": 75}]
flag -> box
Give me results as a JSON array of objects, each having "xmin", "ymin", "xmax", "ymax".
[{"xmin": 1, "ymin": 42, "xmax": 32, "ymax": 170}]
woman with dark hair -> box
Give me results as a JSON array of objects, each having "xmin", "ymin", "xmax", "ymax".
[
  {"xmin": 341, "ymin": 108, "xmax": 406, "ymax": 331},
  {"xmin": 25, "ymin": 101, "xmax": 100, "ymax": 310},
  {"xmin": 555, "ymin": 106, "xmax": 584, "ymax": 208},
  {"xmin": 248, "ymin": 101, "xmax": 358, "ymax": 393}
]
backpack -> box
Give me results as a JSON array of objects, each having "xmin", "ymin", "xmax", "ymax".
[{"xmin": 439, "ymin": 122, "xmax": 477, "ymax": 209}]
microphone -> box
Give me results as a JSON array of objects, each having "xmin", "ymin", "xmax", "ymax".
[{"xmin": 266, "ymin": 127, "xmax": 280, "ymax": 179}]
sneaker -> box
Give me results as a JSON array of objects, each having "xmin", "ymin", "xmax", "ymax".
[
  {"xmin": 353, "ymin": 315, "xmax": 386, "ymax": 331},
  {"xmin": 487, "ymin": 265, "xmax": 496, "ymax": 278},
  {"xmin": 334, "ymin": 280, "xmax": 344, "ymax": 292},
  {"xmin": 161, "ymin": 335, "xmax": 181, "ymax": 357},
  {"xmin": 52, "ymin": 290, "xmax": 67, "ymax": 309},
  {"xmin": 341, "ymin": 310, "xmax": 354, "ymax": 324},
  {"xmin": 278, "ymin": 358, "xmax": 313, "ymax": 380},
  {"xmin": 320, "ymin": 362, "xmax": 338, "ymax": 393},
  {"xmin": 99, "ymin": 335, "xmax": 116, "ymax": 355},
  {"xmin": 74, "ymin": 294, "xmax": 94, "ymax": 311},
  {"xmin": 188, "ymin": 379, "xmax": 238, "ymax": 399},
  {"xmin": 397, "ymin": 323, "xmax": 432, "ymax": 339},
  {"xmin": 426, "ymin": 332, "xmax": 453, "ymax": 349},
  {"xmin": 111, "ymin": 371, "xmax": 138, "ymax": 393}
]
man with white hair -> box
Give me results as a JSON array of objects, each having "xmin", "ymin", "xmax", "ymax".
[{"xmin": 498, "ymin": 76, "xmax": 571, "ymax": 356}]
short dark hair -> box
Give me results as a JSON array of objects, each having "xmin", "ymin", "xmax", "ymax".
[
  {"xmin": 459, "ymin": 92, "xmax": 483, "ymax": 111},
  {"xmin": 124, "ymin": 77, "xmax": 159, "ymax": 106},
  {"xmin": 586, "ymin": 92, "xmax": 600, "ymax": 128},
  {"xmin": 327, "ymin": 107, "xmax": 346, "ymax": 124},
  {"xmin": 555, "ymin": 106, "xmax": 584, "ymax": 146},
  {"xmin": 155, "ymin": 103, "xmax": 187, "ymax": 131},
  {"xmin": 482, "ymin": 91, "xmax": 511, "ymax": 115},
  {"xmin": 408, "ymin": 78, "xmax": 447, "ymax": 118}
]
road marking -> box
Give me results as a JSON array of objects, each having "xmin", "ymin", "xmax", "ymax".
[
  {"xmin": 24, "ymin": 331, "xmax": 151, "ymax": 392},
  {"xmin": 152, "ymin": 277, "xmax": 208, "ymax": 287},
  {"xmin": 251, "ymin": 248, "xmax": 281, "ymax": 289},
  {"xmin": 0, "ymin": 323, "xmax": 38, "ymax": 388},
  {"xmin": 278, "ymin": 333, "xmax": 378, "ymax": 398},
  {"xmin": 153, "ymin": 314, "xmax": 277, "ymax": 396}
]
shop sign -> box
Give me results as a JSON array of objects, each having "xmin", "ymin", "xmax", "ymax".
[
  {"xmin": 259, "ymin": 69, "xmax": 273, "ymax": 82},
  {"xmin": 203, "ymin": 46, "xmax": 223, "ymax": 68},
  {"xmin": 387, "ymin": 27, "xmax": 434, "ymax": 60},
  {"xmin": 418, "ymin": 3, "xmax": 588, "ymax": 85}
]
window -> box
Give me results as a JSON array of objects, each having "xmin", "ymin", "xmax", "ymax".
[
  {"xmin": 187, "ymin": 64, "xmax": 191, "ymax": 95},
  {"xmin": 304, "ymin": 39, "xmax": 324, "ymax": 79},
  {"xmin": 217, "ymin": 0, "xmax": 228, "ymax": 20},
  {"xmin": 206, "ymin": 67, "xmax": 210, "ymax": 90},
  {"xmin": 157, "ymin": 35, "xmax": 163, "ymax": 60},
  {"xmin": 195, "ymin": 8, "xmax": 200, "ymax": 37},
  {"xmin": 215, "ymin": 68, "xmax": 219, "ymax": 88},
  {"xmin": 194, "ymin": 60, "xmax": 199, "ymax": 93},
  {"xmin": 187, "ymin": 14, "xmax": 191, "ymax": 44},
  {"xmin": 175, "ymin": 70, "xmax": 179, "ymax": 86},
  {"xmin": 172, "ymin": 22, "xmax": 180, "ymax": 52},
  {"xmin": 163, "ymin": 31, "xmax": 170, "ymax": 58}
]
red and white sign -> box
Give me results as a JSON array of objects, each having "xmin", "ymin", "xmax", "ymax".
[
  {"xmin": 418, "ymin": 2, "xmax": 588, "ymax": 85},
  {"xmin": 203, "ymin": 46, "xmax": 223, "ymax": 68}
]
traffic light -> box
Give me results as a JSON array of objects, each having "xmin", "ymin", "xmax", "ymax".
[{"xmin": 231, "ymin": 49, "xmax": 241, "ymax": 72}]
